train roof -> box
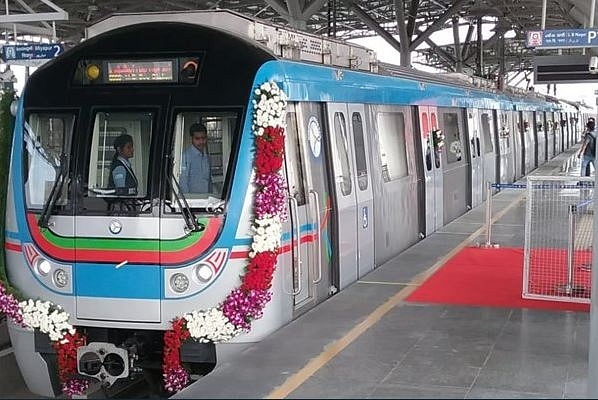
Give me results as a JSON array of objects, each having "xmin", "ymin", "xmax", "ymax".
[{"xmin": 84, "ymin": 9, "xmax": 584, "ymax": 114}]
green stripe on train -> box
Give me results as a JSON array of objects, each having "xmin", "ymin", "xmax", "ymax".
[{"xmin": 38, "ymin": 216, "xmax": 214, "ymax": 252}]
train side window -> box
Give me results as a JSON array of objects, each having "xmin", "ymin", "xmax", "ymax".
[
  {"xmin": 87, "ymin": 111, "xmax": 153, "ymax": 199},
  {"xmin": 536, "ymin": 113, "xmax": 545, "ymax": 135},
  {"xmin": 332, "ymin": 112, "xmax": 352, "ymax": 196},
  {"xmin": 23, "ymin": 113, "xmax": 74, "ymax": 209},
  {"xmin": 480, "ymin": 113, "xmax": 493, "ymax": 154},
  {"xmin": 351, "ymin": 112, "xmax": 368, "ymax": 191},
  {"xmin": 443, "ymin": 113, "xmax": 462, "ymax": 164},
  {"xmin": 376, "ymin": 112, "xmax": 407, "ymax": 182},
  {"xmin": 283, "ymin": 110, "xmax": 306, "ymax": 205},
  {"xmin": 170, "ymin": 111, "xmax": 235, "ymax": 210}
]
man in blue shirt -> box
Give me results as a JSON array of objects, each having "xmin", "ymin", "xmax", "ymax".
[{"xmin": 180, "ymin": 123, "xmax": 212, "ymax": 194}]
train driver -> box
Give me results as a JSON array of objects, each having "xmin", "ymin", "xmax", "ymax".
[{"xmin": 109, "ymin": 133, "xmax": 138, "ymax": 196}]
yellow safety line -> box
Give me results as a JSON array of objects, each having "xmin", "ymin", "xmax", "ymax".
[{"xmin": 265, "ymin": 190, "xmax": 526, "ymax": 399}]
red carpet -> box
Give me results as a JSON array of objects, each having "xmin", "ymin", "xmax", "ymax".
[{"xmin": 406, "ymin": 247, "xmax": 590, "ymax": 312}]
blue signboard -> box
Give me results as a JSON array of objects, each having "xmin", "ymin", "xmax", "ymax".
[
  {"xmin": 526, "ymin": 29, "xmax": 598, "ymax": 49},
  {"xmin": 1, "ymin": 43, "xmax": 63, "ymax": 62}
]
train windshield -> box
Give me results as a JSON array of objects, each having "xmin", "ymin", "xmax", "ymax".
[
  {"xmin": 169, "ymin": 111, "xmax": 236, "ymax": 211},
  {"xmin": 24, "ymin": 113, "xmax": 74, "ymax": 209},
  {"xmin": 87, "ymin": 111, "xmax": 153, "ymax": 199}
]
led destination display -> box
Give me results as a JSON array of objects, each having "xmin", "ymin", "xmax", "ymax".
[{"xmin": 107, "ymin": 60, "xmax": 174, "ymax": 82}]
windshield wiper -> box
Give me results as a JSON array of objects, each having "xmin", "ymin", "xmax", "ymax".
[
  {"xmin": 39, "ymin": 153, "xmax": 67, "ymax": 228},
  {"xmin": 167, "ymin": 156, "xmax": 203, "ymax": 232}
]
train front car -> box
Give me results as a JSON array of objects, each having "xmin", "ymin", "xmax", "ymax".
[{"xmin": 4, "ymin": 21, "xmax": 283, "ymax": 396}]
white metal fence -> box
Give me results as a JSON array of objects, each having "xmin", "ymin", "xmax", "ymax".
[{"xmin": 523, "ymin": 175, "xmax": 593, "ymax": 303}]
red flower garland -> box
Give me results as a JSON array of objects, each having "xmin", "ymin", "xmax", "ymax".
[
  {"xmin": 255, "ymin": 126, "xmax": 285, "ymax": 174},
  {"xmin": 241, "ymin": 250, "xmax": 279, "ymax": 291},
  {"xmin": 163, "ymin": 318, "xmax": 191, "ymax": 374},
  {"xmin": 53, "ymin": 331, "xmax": 86, "ymax": 383}
]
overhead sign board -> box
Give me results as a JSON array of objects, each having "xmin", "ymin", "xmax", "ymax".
[
  {"xmin": 1, "ymin": 43, "xmax": 64, "ymax": 67},
  {"xmin": 526, "ymin": 29, "xmax": 598, "ymax": 49},
  {"xmin": 533, "ymin": 55, "xmax": 598, "ymax": 84}
]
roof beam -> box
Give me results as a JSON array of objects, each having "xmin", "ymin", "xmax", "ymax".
[
  {"xmin": 341, "ymin": 0, "xmax": 403, "ymax": 56},
  {"xmin": 0, "ymin": 0, "xmax": 67, "ymax": 23},
  {"xmin": 410, "ymin": 0, "xmax": 470, "ymax": 50}
]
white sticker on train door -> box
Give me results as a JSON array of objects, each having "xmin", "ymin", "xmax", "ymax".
[{"xmin": 308, "ymin": 116, "xmax": 322, "ymax": 158}]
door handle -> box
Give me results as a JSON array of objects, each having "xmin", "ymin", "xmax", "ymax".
[
  {"xmin": 309, "ymin": 189, "xmax": 322, "ymax": 284},
  {"xmin": 288, "ymin": 196, "xmax": 301, "ymax": 295}
]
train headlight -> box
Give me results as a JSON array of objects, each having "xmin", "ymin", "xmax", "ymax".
[
  {"xmin": 86, "ymin": 64, "xmax": 101, "ymax": 81},
  {"xmin": 35, "ymin": 258, "xmax": 52, "ymax": 276},
  {"xmin": 53, "ymin": 268, "xmax": 68, "ymax": 288},
  {"xmin": 195, "ymin": 263, "xmax": 214, "ymax": 282},
  {"xmin": 170, "ymin": 273, "xmax": 189, "ymax": 293}
]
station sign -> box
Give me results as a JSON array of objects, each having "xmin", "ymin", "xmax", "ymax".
[
  {"xmin": 1, "ymin": 43, "xmax": 64, "ymax": 67},
  {"xmin": 526, "ymin": 29, "xmax": 598, "ymax": 49}
]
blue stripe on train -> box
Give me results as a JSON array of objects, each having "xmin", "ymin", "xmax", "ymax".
[{"xmin": 75, "ymin": 263, "xmax": 161, "ymax": 299}]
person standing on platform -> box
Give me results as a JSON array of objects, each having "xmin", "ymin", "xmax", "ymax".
[
  {"xmin": 180, "ymin": 122, "xmax": 212, "ymax": 194},
  {"xmin": 577, "ymin": 118, "xmax": 596, "ymax": 177}
]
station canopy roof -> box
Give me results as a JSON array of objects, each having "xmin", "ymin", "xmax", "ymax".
[{"xmin": 0, "ymin": 0, "xmax": 595, "ymax": 85}]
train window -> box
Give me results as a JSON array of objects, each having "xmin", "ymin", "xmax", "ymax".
[
  {"xmin": 87, "ymin": 111, "xmax": 153, "ymax": 199},
  {"xmin": 536, "ymin": 113, "xmax": 545, "ymax": 135},
  {"xmin": 170, "ymin": 111, "xmax": 235, "ymax": 210},
  {"xmin": 351, "ymin": 112, "xmax": 368, "ymax": 191},
  {"xmin": 443, "ymin": 113, "xmax": 463, "ymax": 164},
  {"xmin": 376, "ymin": 112, "xmax": 408, "ymax": 182},
  {"xmin": 332, "ymin": 112, "xmax": 352, "ymax": 196},
  {"xmin": 480, "ymin": 113, "xmax": 493, "ymax": 154},
  {"xmin": 283, "ymin": 109, "xmax": 306, "ymax": 206},
  {"xmin": 23, "ymin": 113, "xmax": 74, "ymax": 209}
]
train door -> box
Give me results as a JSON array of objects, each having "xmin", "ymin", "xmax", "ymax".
[
  {"xmin": 546, "ymin": 112, "xmax": 555, "ymax": 158},
  {"xmin": 438, "ymin": 107, "xmax": 470, "ymax": 223},
  {"xmin": 553, "ymin": 112, "xmax": 562, "ymax": 155},
  {"xmin": 76, "ymin": 107, "xmax": 161, "ymax": 322},
  {"xmin": 522, "ymin": 111, "xmax": 535, "ymax": 172},
  {"xmin": 326, "ymin": 103, "xmax": 374, "ymax": 289},
  {"xmin": 347, "ymin": 104, "xmax": 375, "ymax": 278},
  {"xmin": 417, "ymin": 106, "xmax": 443, "ymax": 235},
  {"xmin": 497, "ymin": 110, "xmax": 515, "ymax": 184},
  {"xmin": 513, "ymin": 111, "xmax": 524, "ymax": 179},
  {"xmin": 536, "ymin": 111, "xmax": 547, "ymax": 164},
  {"xmin": 479, "ymin": 110, "xmax": 496, "ymax": 200},
  {"xmin": 284, "ymin": 103, "xmax": 333, "ymax": 310},
  {"xmin": 467, "ymin": 108, "xmax": 483, "ymax": 208},
  {"xmin": 371, "ymin": 106, "xmax": 420, "ymax": 265}
]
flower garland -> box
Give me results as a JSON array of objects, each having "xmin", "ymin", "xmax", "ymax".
[
  {"xmin": 162, "ymin": 80, "xmax": 287, "ymax": 392},
  {"xmin": 0, "ymin": 285, "xmax": 89, "ymax": 396},
  {"xmin": 0, "ymin": 81, "xmax": 287, "ymax": 396}
]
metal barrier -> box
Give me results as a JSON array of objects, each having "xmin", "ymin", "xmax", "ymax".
[
  {"xmin": 523, "ymin": 176, "xmax": 593, "ymax": 303},
  {"xmin": 478, "ymin": 177, "xmax": 593, "ymax": 303}
]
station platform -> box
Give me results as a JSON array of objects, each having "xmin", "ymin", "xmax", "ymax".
[
  {"xmin": 0, "ymin": 147, "xmax": 591, "ymax": 399},
  {"xmin": 174, "ymin": 146, "xmax": 591, "ymax": 399}
]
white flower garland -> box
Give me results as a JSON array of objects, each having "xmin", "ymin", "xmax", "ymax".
[
  {"xmin": 183, "ymin": 308, "xmax": 237, "ymax": 343},
  {"xmin": 19, "ymin": 299, "xmax": 75, "ymax": 342}
]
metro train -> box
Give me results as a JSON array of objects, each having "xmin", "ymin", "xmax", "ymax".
[{"xmin": 3, "ymin": 9, "xmax": 592, "ymax": 397}]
